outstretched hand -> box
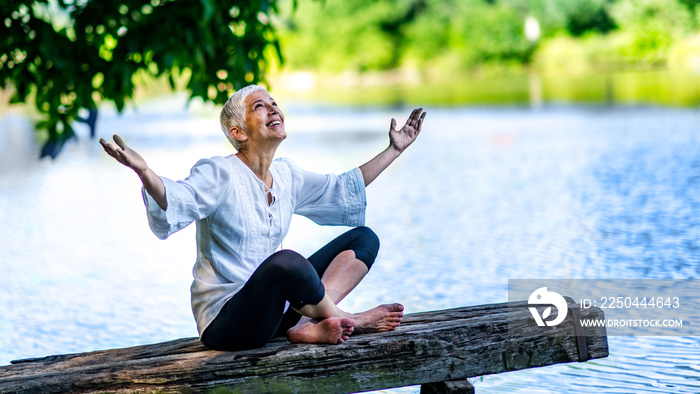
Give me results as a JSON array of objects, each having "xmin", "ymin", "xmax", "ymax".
[
  {"xmin": 389, "ymin": 108, "xmax": 426, "ymax": 155},
  {"xmin": 359, "ymin": 108, "xmax": 427, "ymax": 187},
  {"xmin": 99, "ymin": 134, "xmax": 167, "ymax": 210},
  {"xmin": 99, "ymin": 134, "xmax": 148, "ymax": 176}
]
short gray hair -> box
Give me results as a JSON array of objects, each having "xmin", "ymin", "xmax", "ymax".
[{"xmin": 220, "ymin": 84, "xmax": 267, "ymax": 151}]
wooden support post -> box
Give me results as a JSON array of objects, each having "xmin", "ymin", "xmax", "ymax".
[{"xmin": 421, "ymin": 379, "xmax": 475, "ymax": 394}]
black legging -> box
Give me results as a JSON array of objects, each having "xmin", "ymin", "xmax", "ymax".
[{"xmin": 200, "ymin": 226, "xmax": 379, "ymax": 350}]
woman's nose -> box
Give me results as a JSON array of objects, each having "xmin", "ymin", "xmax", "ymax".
[{"xmin": 268, "ymin": 105, "xmax": 281, "ymax": 117}]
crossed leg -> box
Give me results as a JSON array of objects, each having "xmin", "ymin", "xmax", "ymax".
[
  {"xmin": 201, "ymin": 227, "xmax": 403, "ymax": 350},
  {"xmin": 286, "ymin": 249, "xmax": 404, "ymax": 344}
]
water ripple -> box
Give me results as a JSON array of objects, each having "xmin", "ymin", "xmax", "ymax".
[{"xmin": 1, "ymin": 103, "xmax": 699, "ymax": 393}]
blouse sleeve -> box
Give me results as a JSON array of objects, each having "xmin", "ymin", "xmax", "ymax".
[
  {"xmin": 292, "ymin": 162, "xmax": 367, "ymax": 227},
  {"xmin": 142, "ymin": 157, "xmax": 231, "ymax": 240}
]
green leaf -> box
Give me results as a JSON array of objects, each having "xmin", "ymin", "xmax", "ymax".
[
  {"xmin": 9, "ymin": 0, "xmax": 283, "ymax": 159},
  {"xmin": 200, "ymin": 0, "xmax": 215, "ymax": 24}
]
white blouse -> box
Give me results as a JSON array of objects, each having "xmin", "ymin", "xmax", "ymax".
[{"xmin": 142, "ymin": 155, "xmax": 367, "ymax": 336}]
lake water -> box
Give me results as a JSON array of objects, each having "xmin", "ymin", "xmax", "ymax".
[{"xmin": 1, "ymin": 96, "xmax": 699, "ymax": 393}]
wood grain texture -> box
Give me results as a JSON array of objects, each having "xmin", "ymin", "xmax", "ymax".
[{"xmin": 0, "ymin": 301, "xmax": 608, "ymax": 393}]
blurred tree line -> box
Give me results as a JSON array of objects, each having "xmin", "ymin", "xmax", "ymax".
[
  {"xmin": 278, "ymin": 0, "xmax": 700, "ymax": 76},
  {"xmin": 2, "ymin": 0, "xmax": 700, "ymax": 158}
]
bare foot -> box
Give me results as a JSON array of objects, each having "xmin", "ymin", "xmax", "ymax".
[
  {"xmin": 287, "ymin": 317, "xmax": 355, "ymax": 345},
  {"xmin": 351, "ymin": 303, "xmax": 404, "ymax": 334}
]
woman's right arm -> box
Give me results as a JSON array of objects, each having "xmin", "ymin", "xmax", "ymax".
[{"xmin": 100, "ymin": 134, "xmax": 167, "ymax": 210}]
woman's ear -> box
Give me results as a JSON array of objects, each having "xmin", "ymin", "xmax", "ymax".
[{"xmin": 229, "ymin": 126, "xmax": 247, "ymax": 143}]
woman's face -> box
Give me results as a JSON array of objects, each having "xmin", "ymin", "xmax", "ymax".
[{"xmin": 242, "ymin": 90, "xmax": 286, "ymax": 147}]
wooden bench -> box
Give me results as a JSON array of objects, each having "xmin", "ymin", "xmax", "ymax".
[{"xmin": 0, "ymin": 299, "xmax": 607, "ymax": 393}]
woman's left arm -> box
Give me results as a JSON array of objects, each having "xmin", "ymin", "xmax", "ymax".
[{"xmin": 359, "ymin": 108, "xmax": 426, "ymax": 186}]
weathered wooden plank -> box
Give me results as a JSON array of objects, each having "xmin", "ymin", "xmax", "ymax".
[{"xmin": 0, "ymin": 301, "xmax": 608, "ymax": 393}]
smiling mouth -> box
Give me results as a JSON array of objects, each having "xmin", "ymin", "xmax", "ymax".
[{"xmin": 266, "ymin": 120, "xmax": 281, "ymax": 127}]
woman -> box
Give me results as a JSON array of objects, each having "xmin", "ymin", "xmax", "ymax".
[{"xmin": 100, "ymin": 85, "xmax": 426, "ymax": 350}]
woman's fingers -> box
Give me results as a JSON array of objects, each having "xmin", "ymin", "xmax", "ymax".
[
  {"xmin": 99, "ymin": 136, "xmax": 130, "ymax": 166},
  {"xmin": 414, "ymin": 107, "xmax": 423, "ymax": 121},
  {"xmin": 415, "ymin": 111, "xmax": 426, "ymax": 135},
  {"xmin": 410, "ymin": 108, "xmax": 422, "ymax": 125},
  {"xmin": 405, "ymin": 109, "xmax": 425, "ymax": 136},
  {"xmin": 99, "ymin": 138, "xmax": 117, "ymax": 156},
  {"xmin": 405, "ymin": 108, "xmax": 424, "ymax": 130},
  {"xmin": 113, "ymin": 134, "xmax": 127, "ymax": 150},
  {"xmin": 406, "ymin": 110, "xmax": 424, "ymax": 141},
  {"xmin": 99, "ymin": 134, "xmax": 127, "ymax": 153}
]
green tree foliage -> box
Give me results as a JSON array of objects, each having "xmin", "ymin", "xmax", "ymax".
[
  {"xmin": 402, "ymin": 0, "xmax": 534, "ymax": 70},
  {"xmin": 677, "ymin": 0, "xmax": 700, "ymax": 12},
  {"xmin": 612, "ymin": 0, "xmax": 694, "ymax": 35},
  {"xmin": 1, "ymin": 0, "xmax": 283, "ymax": 158},
  {"xmin": 507, "ymin": 0, "xmax": 616, "ymax": 37},
  {"xmin": 279, "ymin": 0, "xmax": 425, "ymax": 72},
  {"xmin": 579, "ymin": 0, "xmax": 697, "ymax": 70},
  {"xmin": 279, "ymin": 0, "xmax": 621, "ymax": 74},
  {"xmin": 448, "ymin": 1, "xmax": 533, "ymax": 64},
  {"xmin": 279, "ymin": 0, "xmax": 699, "ymax": 77}
]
